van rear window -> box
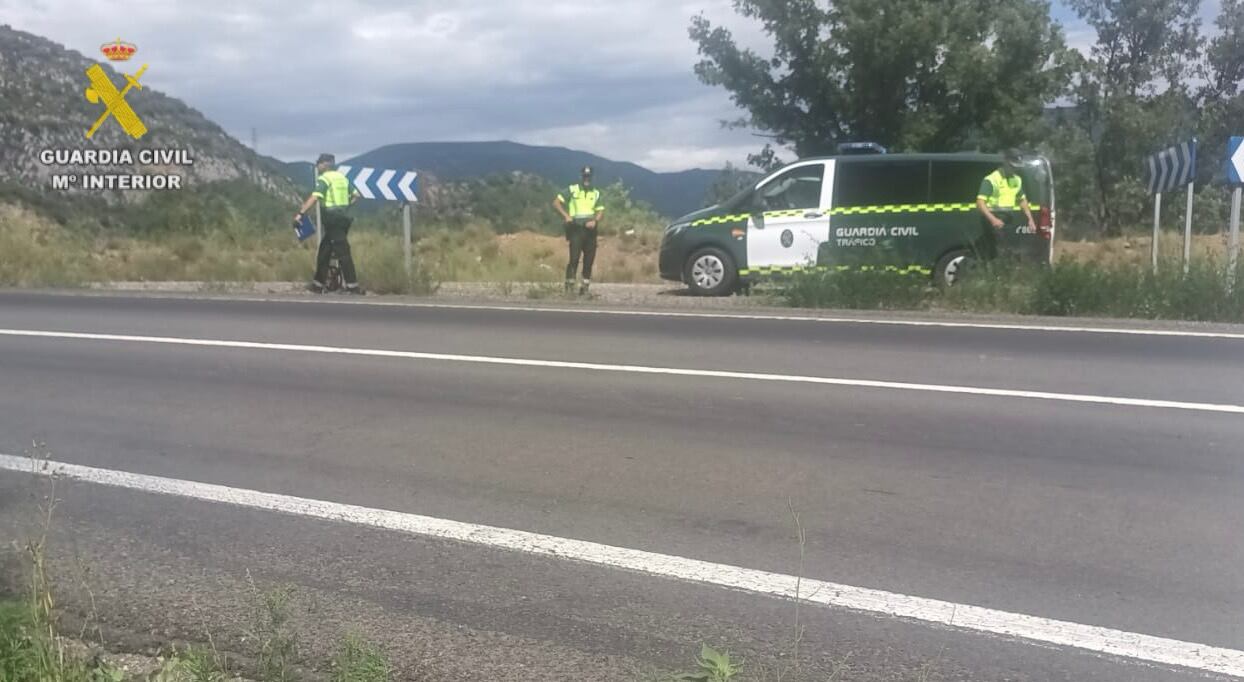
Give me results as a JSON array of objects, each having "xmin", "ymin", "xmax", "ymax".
[
  {"xmin": 928, "ymin": 160, "xmax": 1051, "ymax": 206},
  {"xmin": 834, "ymin": 161, "xmax": 929, "ymax": 207}
]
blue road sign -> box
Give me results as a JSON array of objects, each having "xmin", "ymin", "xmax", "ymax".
[
  {"xmin": 1144, "ymin": 140, "xmax": 1197, "ymax": 195},
  {"xmin": 1227, "ymin": 137, "xmax": 1244, "ymax": 186},
  {"xmin": 336, "ymin": 165, "xmax": 419, "ymax": 202}
]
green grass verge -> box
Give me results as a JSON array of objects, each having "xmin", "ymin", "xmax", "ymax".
[
  {"xmin": 0, "ymin": 202, "xmax": 657, "ymax": 291},
  {"xmin": 781, "ymin": 259, "xmax": 1244, "ymax": 322}
]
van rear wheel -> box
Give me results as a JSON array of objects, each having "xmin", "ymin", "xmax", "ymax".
[
  {"xmin": 934, "ymin": 249, "xmax": 974, "ymax": 288},
  {"xmin": 685, "ymin": 247, "xmax": 737, "ymax": 297}
]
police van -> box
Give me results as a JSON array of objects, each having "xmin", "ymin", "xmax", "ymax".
[{"xmin": 658, "ymin": 150, "xmax": 1055, "ymax": 295}]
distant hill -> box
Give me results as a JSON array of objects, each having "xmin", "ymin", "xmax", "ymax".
[
  {"xmin": 284, "ymin": 141, "xmax": 726, "ymax": 219},
  {"xmin": 0, "ymin": 24, "xmax": 729, "ymax": 228}
]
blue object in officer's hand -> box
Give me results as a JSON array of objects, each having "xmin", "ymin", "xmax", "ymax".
[{"xmin": 293, "ymin": 215, "xmax": 315, "ymax": 242}]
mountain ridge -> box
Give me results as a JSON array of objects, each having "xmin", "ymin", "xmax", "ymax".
[{"xmin": 280, "ymin": 140, "xmax": 727, "ymax": 218}]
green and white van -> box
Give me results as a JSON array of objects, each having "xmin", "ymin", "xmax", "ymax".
[{"xmin": 658, "ymin": 152, "xmax": 1055, "ymax": 295}]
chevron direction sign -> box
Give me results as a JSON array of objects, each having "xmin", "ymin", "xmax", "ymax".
[
  {"xmin": 1144, "ymin": 140, "xmax": 1197, "ymax": 195},
  {"xmin": 337, "ymin": 165, "xmax": 418, "ymax": 202},
  {"xmin": 1226, "ymin": 136, "xmax": 1244, "ymax": 185}
]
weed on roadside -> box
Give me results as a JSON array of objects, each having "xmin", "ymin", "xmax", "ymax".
[
  {"xmin": 330, "ymin": 633, "xmax": 392, "ymax": 682},
  {"xmin": 526, "ymin": 282, "xmax": 564, "ymax": 299},
  {"xmin": 669, "ymin": 644, "xmax": 743, "ymax": 681},
  {"xmin": 0, "ymin": 453, "xmax": 126, "ymax": 682},
  {"xmin": 249, "ymin": 584, "xmax": 299, "ymax": 682},
  {"xmin": 163, "ymin": 643, "xmax": 230, "ymax": 682}
]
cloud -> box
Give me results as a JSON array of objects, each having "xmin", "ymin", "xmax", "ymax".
[{"xmin": 2, "ymin": 0, "xmax": 768, "ymax": 170}]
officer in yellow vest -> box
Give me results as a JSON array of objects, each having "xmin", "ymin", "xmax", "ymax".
[
  {"xmin": 296, "ymin": 153, "xmax": 363, "ymax": 294},
  {"xmin": 554, "ymin": 166, "xmax": 605, "ymax": 295},
  {"xmin": 976, "ymin": 149, "xmax": 1037, "ymax": 239}
]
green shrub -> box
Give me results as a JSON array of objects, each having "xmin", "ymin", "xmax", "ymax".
[{"xmin": 782, "ymin": 269, "xmax": 931, "ymax": 310}]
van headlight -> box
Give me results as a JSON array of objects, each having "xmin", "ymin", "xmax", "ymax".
[{"xmin": 665, "ymin": 221, "xmax": 690, "ymax": 237}]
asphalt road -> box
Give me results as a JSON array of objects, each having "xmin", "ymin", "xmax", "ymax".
[{"xmin": 0, "ymin": 291, "xmax": 1241, "ymax": 681}]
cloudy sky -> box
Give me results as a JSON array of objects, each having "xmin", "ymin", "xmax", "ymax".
[{"xmin": 0, "ymin": 1, "xmax": 1222, "ymax": 171}]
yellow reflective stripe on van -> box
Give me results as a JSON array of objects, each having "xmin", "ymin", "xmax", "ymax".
[
  {"xmin": 691, "ymin": 204, "xmax": 1044, "ymax": 226},
  {"xmin": 830, "ymin": 203, "xmax": 975, "ymax": 215},
  {"xmin": 740, "ymin": 264, "xmax": 932, "ymax": 276},
  {"xmin": 690, "ymin": 213, "xmax": 750, "ymax": 226}
]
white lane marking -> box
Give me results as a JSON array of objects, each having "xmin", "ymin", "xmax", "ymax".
[
  {"xmin": 1, "ymin": 328, "xmax": 1242, "ymax": 415},
  {"xmin": 18, "ymin": 291, "xmax": 1244, "ymax": 340},
  {"xmin": 360, "ymin": 301, "xmax": 1244, "ymax": 340},
  {"xmin": 0, "ymin": 454, "xmax": 1240, "ymax": 678}
]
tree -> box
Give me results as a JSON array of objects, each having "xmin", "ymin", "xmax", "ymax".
[
  {"xmin": 704, "ymin": 162, "xmax": 758, "ymax": 205},
  {"xmin": 1061, "ymin": 0, "xmax": 1204, "ymax": 235},
  {"xmin": 689, "ymin": 0, "xmax": 1073, "ymax": 170},
  {"xmin": 1198, "ymin": 0, "xmax": 1244, "ymax": 182}
]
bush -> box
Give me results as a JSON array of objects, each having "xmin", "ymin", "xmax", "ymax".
[{"xmin": 353, "ymin": 232, "xmax": 440, "ymax": 295}]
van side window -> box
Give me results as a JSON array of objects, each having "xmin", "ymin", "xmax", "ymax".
[
  {"xmin": 930, "ymin": 162, "xmax": 997, "ymax": 205},
  {"xmin": 834, "ymin": 162, "xmax": 928, "ymax": 207},
  {"xmin": 756, "ymin": 165, "xmax": 824, "ymax": 211}
]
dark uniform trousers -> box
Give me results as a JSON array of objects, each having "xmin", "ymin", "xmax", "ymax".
[
  {"xmin": 565, "ymin": 218, "xmax": 598, "ymax": 281},
  {"xmin": 314, "ymin": 208, "xmax": 358, "ymax": 286},
  {"xmin": 979, "ymin": 209, "xmax": 1022, "ymax": 260}
]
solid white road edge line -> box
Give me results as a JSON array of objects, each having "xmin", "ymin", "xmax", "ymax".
[
  {"xmin": 60, "ymin": 291, "xmax": 1244, "ymax": 340},
  {"xmin": 2, "ymin": 328, "xmax": 1243, "ymax": 415},
  {"xmin": 0, "ymin": 453, "xmax": 1240, "ymax": 678},
  {"xmin": 333, "ymin": 300, "xmax": 1244, "ymax": 340}
]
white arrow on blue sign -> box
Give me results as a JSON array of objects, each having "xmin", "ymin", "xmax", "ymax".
[
  {"xmin": 1144, "ymin": 140, "xmax": 1197, "ymax": 195},
  {"xmin": 337, "ymin": 165, "xmax": 418, "ymax": 202},
  {"xmin": 1226, "ymin": 136, "xmax": 1244, "ymax": 185}
]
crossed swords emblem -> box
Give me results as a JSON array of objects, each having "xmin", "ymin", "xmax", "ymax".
[{"xmin": 84, "ymin": 63, "xmax": 149, "ymax": 140}]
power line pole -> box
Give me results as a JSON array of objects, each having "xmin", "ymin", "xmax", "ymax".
[{"xmin": 250, "ymin": 128, "xmax": 260, "ymax": 182}]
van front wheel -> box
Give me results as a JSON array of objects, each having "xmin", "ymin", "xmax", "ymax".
[
  {"xmin": 934, "ymin": 249, "xmax": 974, "ymax": 288},
  {"xmin": 685, "ymin": 247, "xmax": 737, "ymax": 296}
]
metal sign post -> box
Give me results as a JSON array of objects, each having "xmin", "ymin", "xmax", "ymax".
[
  {"xmin": 1184, "ymin": 181, "xmax": 1194, "ymax": 275},
  {"xmin": 1229, "ymin": 188, "xmax": 1241, "ymax": 288},
  {"xmin": 402, "ymin": 203, "xmax": 413, "ymax": 278},
  {"xmin": 1226, "ymin": 136, "xmax": 1244, "ymax": 287},
  {"xmin": 1152, "ymin": 192, "xmax": 1162, "ymax": 273},
  {"xmin": 311, "ymin": 165, "xmax": 322, "ymax": 250},
  {"xmin": 1144, "ymin": 139, "xmax": 1197, "ymax": 273}
]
